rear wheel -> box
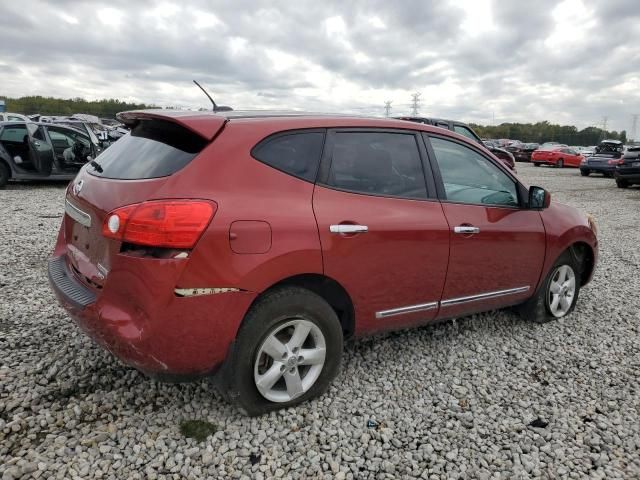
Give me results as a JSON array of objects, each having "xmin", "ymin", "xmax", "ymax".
[
  {"xmin": 580, "ymin": 169, "xmax": 590, "ymax": 176},
  {"xmin": 557, "ymin": 159, "xmax": 564, "ymax": 168},
  {"xmin": 516, "ymin": 251, "xmax": 580, "ymax": 323},
  {"xmin": 616, "ymin": 179, "xmax": 629, "ymax": 188},
  {"xmin": 534, "ymin": 162, "xmax": 541, "ymax": 167},
  {"xmin": 0, "ymin": 161, "xmax": 9, "ymax": 188},
  {"xmin": 220, "ymin": 287, "xmax": 343, "ymax": 416}
]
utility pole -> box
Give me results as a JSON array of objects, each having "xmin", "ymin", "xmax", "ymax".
[
  {"xmin": 410, "ymin": 92, "xmax": 421, "ymax": 116},
  {"xmin": 384, "ymin": 101, "xmax": 392, "ymax": 118},
  {"xmin": 631, "ymin": 114, "xmax": 638, "ymax": 142}
]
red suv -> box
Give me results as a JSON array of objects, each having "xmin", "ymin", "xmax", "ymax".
[{"xmin": 49, "ymin": 111, "xmax": 598, "ymax": 415}]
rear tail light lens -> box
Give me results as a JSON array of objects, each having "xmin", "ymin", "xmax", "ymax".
[
  {"xmin": 608, "ymin": 159, "xmax": 624, "ymax": 165},
  {"xmin": 102, "ymin": 200, "xmax": 216, "ymax": 248}
]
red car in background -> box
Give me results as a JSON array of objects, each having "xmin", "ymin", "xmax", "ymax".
[
  {"xmin": 532, "ymin": 146, "xmax": 584, "ymax": 168},
  {"xmin": 48, "ymin": 110, "xmax": 598, "ymax": 415}
]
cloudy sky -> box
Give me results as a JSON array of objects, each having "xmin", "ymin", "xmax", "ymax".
[{"xmin": 1, "ymin": 0, "xmax": 639, "ymax": 133}]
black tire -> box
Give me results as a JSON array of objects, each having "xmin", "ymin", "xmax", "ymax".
[
  {"xmin": 533, "ymin": 162, "xmax": 541, "ymax": 167},
  {"xmin": 0, "ymin": 161, "xmax": 10, "ymax": 188},
  {"xmin": 557, "ymin": 159, "xmax": 564, "ymax": 168},
  {"xmin": 616, "ymin": 180, "xmax": 629, "ymax": 189},
  {"xmin": 220, "ymin": 286, "xmax": 343, "ymax": 416},
  {"xmin": 580, "ymin": 169, "xmax": 590, "ymax": 176},
  {"xmin": 516, "ymin": 251, "xmax": 581, "ymax": 323}
]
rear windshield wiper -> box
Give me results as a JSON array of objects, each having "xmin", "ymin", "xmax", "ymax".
[{"xmin": 90, "ymin": 160, "xmax": 103, "ymax": 173}]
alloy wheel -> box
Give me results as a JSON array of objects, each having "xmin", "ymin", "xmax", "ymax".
[
  {"xmin": 253, "ymin": 318, "xmax": 327, "ymax": 403},
  {"xmin": 548, "ymin": 265, "xmax": 576, "ymax": 317}
]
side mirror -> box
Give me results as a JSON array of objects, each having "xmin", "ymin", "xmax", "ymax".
[{"xmin": 529, "ymin": 186, "xmax": 551, "ymax": 209}]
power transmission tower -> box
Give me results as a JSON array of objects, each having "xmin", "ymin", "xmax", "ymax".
[
  {"xmin": 384, "ymin": 101, "xmax": 392, "ymax": 118},
  {"xmin": 410, "ymin": 92, "xmax": 421, "ymax": 116},
  {"xmin": 631, "ymin": 114, "xmax": 638, "ymax": 142},
  {"xmin": 602, "ymin": 116, "xmax": 608, "ymax": 132}
]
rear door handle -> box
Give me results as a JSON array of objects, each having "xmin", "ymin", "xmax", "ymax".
[
  {"xmin": 454, "ymin": 225, "xmax": 480, "ymax": 234},
  {"xmin": 330, "ymin": 224, "xmax": 368, "ymax": 234}
]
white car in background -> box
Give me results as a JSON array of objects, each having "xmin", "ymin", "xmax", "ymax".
[{"xmin": 0, "ymin": 112, "xmax": 31, "ymax": 122}]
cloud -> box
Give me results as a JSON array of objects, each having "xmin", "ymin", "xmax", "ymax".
[{"xmin": 0, "ymin": 0, "xmax": 639, "ymax": 133}]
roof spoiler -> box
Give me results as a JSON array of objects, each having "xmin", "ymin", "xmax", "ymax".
[{"xmin": 116, "ymin": 110, "xmax": 227, "ymax": 141}]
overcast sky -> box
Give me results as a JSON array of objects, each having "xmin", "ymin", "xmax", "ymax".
[{"xmin": 1, "ymin": 0, "xmax": 639, "ymax": 133}]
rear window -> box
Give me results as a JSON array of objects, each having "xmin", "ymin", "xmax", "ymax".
[
  {"xmin": 88, "ymin": 120, "xmax": 207, "ymax": 179},
  {"xmin": 251, "ymin": 131, "xmax": 325, "ymax": 182}
]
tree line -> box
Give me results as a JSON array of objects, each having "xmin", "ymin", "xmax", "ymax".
[
  {"xmin": 470, "ymin": 121, "xmax": 627, "ymax": 146},
  {"xmin": 1, "ymin": 96, "xmax": 156, "ymax": 119}
]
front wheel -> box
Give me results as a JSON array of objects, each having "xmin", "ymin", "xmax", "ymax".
[
  {"xmin": 533, "ymin": 162, "xmax": 541, "ymax": 167},
  {"xmin": 220, "ymin": 287, "xmax": 343, "ymax": 416},
  {"xmin": 557, "ymin": 159, "xmax": 564, "ymax": 168},
  {"xmin": 616, "ymin": 180, "xmax": 629, "ymax": 188},
  {"xmin": 516, "ymin": 252, "xmax": 580, "ymax": 323},
  {"xmin": 580, "ymin": 169, "xmax": 590, "ymax": 176}
]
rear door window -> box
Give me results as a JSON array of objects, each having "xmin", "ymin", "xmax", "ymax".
[
  {"xmin": 89, "ymin": 119, "xmax": 208, "ymax": 179},
  {"xmin": 326, "ymin": 131, "xmax": 427, "ymax": 199},
  {"xmin": 251, "ymin": 131, "xmax": 325, "ymax": 182},
  {"xmin": 0, "ymin": 125, "xmax": 28, "ymax": 143}
]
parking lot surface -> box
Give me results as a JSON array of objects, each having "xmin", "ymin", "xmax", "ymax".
[{"xmin": 1, "ymin": 163, "xmax": 639, "ymax": 479}]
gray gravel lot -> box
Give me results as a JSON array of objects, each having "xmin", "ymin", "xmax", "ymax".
[{"xmin": 1, "ymin": 163, "xmax": 639, "ymax": 479}]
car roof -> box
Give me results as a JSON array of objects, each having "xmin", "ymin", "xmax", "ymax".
[{"xmin": 117, "ymin": 108, "xmax": 472, "ymax": 140}]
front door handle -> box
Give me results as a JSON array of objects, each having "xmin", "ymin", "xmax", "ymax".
[
  {"xmin": 330, "ymin": 224, "xmax": 368, "ymax": 234},
  {"xmin": 454, "ymin": 225, "xmax": 480, "ymax": 234}
]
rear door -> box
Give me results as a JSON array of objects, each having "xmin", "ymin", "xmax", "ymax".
[
  {"xmin": 29, "ymin": 124, "xmax": 55, "ymax": 173},
  {"xmin": 312, "ymin": 129, "xmax": 450, "ymax": 335},
  {"xmin": 424, "ymin": 134, "xmax": 545, "ymax": 319}
]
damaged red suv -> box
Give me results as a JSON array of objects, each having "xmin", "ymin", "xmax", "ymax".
[{"xmin": 49, "ymin": 111, "xmax": 598, "ymax": 415}]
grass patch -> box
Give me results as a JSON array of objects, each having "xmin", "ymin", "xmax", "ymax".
[{"xmin": 180, "ymin": 420, "xmax": 218, "ymax": 442}]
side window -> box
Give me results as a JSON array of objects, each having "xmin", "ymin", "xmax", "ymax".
[
  {"xmin": 33, "ymin": 127, "xmax": 47, "ymax": 141},
  {"xmin": 430, "ymin": 137, "xmax": 519, "ymax": 208},
  {"xmin": 8, "ymin": 116, "xmax": 23, "ymax": 121},
  {"xmin": 0, "ymin": 125, "xmax": 28, "ymax": 143},
  {"xmin": 252, "ymin": 131, "xmax": 325, "ymax": 182},
  {"xmin": 327, "ymin": 131, "xmax": 427, "ymax": 199},
  {"xmin": 453, "ymin": 125, "xmax": 481, "ymax": 143}
]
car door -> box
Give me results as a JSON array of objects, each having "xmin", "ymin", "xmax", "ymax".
[
  {"xmin": 27, "ymin": 124, "xmax": 55, "ymax": 174},
  {"xmin": 313, "ymin": 129, "xmax": 450, "ymax": 335},
  {"xmin": 424, "ymin": 134, "xmax": 546, "ymax": 319},
  {"xmin": 567, "ymin": 149, "xmax": 582, "ymax": 167}
]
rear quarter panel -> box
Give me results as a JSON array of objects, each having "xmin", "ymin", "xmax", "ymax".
[{"xmin": 162, "ymin": 121, "xmax": 324, "ymax": 292}]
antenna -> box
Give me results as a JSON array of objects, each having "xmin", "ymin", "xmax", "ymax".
[{"xmin": 193, "ymin": 80, "xmax": 218, "ymax": 111}]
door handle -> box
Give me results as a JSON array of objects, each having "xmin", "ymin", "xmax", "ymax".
[
  {"xmin": 33, "ymin": 141, "xmax": 41, "ymax": 147},
  {"xmin": 454, "ymin": 225, "xmax": 480, "ymax": 234},
  {"xmin": 330, "ymin": 224, "xmax": 368, "ymax": 234}
]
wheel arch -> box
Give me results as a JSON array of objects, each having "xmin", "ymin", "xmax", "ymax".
[
  {"xmin": 250, "ymin": 273, "xmax": 356, "ymax": 339},
  {"xmin": 568, "ymin": 241, "xmax": 596, "ymax": 286}
]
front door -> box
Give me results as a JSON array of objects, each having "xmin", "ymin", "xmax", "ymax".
[
  {"xmin": 426, "ymin": 135, "xmax": 546, "ymax": 319},
  {"xmin": 313, "ymin": 129, "xmax": 450, "ymax": 335}
]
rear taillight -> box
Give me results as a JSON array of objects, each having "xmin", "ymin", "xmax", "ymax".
[
  {"xmin": 608, "ymin": 159, "xmax": 624, "ymax": 165},
  {"xmin": 102, "ymin": 200, "xmax": 216, "ymax": 248}
]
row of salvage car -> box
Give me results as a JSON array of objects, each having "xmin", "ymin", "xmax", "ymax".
[{"xmin": 0, "ymin": 114, "xmax": 128, "ymax": 187}]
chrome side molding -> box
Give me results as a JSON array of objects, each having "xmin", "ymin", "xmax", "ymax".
[
  {"xmin": 65, "ymin": 199, "xmax": 91, "ymax": 228},
  {"xmin": 375, "ymin": 301, "xmax": 438, "ymax": 319},
  {"xmin": 440, "ymin": 286, "xmax": 530, "ymax": 307},
  {"xmin": 376, "ymin": 286, "xmax": 530, "ymax": 319}
]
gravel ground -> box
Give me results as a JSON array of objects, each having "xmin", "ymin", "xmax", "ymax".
[{"xmin": 1, "ymin": 164, "xmax": 639, "ymax": 479}]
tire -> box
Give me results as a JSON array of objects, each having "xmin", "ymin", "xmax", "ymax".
[
  {"xmin": 557, "ymin": 159, "xmax": 564, "ymax": 168},
  {"xmin": 516, "ymin": 251, "xmax": 581, "ymax": 323},
  {"xmin": 616, "ymin": 180, "xmax": 629, "ymax": 188},
  {"xmin": 0, "ymin": 161, "xmax": 9, "ymax": 188},
  {"xmin": 580, "ymin": 169, "xmax": 590, "ymax": 176},
  {"xmin": 220, "ymin": 286, "xmax": 343, "ymax": 416},
  {"xmin": 533, "ymin": 162, "xmax": 541, "ymax": 167}
]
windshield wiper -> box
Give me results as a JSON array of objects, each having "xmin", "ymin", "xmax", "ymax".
[{"xmin": 90, "ymin": 160, "xmax": 103, "ymax": 173}]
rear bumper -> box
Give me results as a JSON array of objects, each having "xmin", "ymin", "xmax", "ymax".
[
  {"xmin": 614, "ymin": 172, "xmax": 640, "ymax": 183},
  {"xmin": 581, "ymin": 164, "xmax": 615, "ymax": 173},
  {"xmin": 48, "ymin": 254, "xmax": 257, "ymax": 377}
]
